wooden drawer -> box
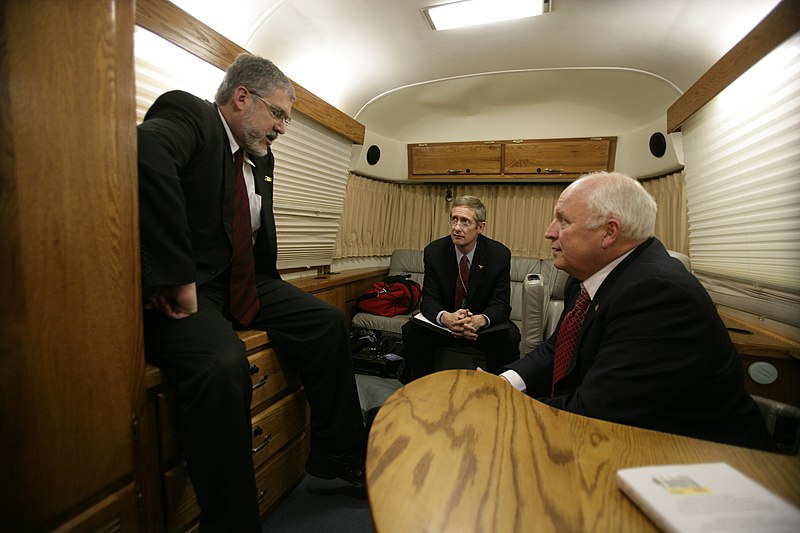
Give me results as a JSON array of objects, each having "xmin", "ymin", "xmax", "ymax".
[
  {"xmin": 250, "ymin": 346, "xmax": 301, "ymax": 412},
  {"xmin": 256, "ymin": 429, "xmax": 310, "ymax": 516},
  {"xmin": 155, "ymin": 349, "xmax": 301, "ymax": 466},
  {"xmin": 160, "ymin": 427, "xmax": 310, "ymax": 532},
  {"xmin": 51, "ymin": 482, "xmax": 139, "ymax": 532},
  {"xmin": 251, "ymin": 388, "xmax": 310, "ymax": 470},
  {"xmin": 162, "ymin": 463, "xmax": 200, "ymax": 533}
]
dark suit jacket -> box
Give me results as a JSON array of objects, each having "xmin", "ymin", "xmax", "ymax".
[
  {"xmin": 507, "ymin": 238, "xmax": 774, "ymax": 450},
  {"xmin": 420, "ymin": 234, "xmax": 512, "ymax": 326},
  {"xmin": 137, "ymin": 90, "xmax": 279, "ymax": 294}
]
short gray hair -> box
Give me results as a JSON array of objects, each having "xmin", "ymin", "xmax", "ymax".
[
  {"xmin": 214, "ymin": 53, "xmax": 296, "ymax": 105},
  {"xmin": 571, "ymin": 171, "xmax": 656, "ymax": 240},
  {"xmin": 451, "ymin": 195, "xmax": 487, "ymax": 224}
]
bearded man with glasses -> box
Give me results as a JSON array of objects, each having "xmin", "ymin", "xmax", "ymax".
[{"xmin": 137, "ymin": 53, "xmax": 367, "ymax": 532}]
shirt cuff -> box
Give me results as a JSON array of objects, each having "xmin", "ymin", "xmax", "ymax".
[{"xmin": 500, "ymin": 370, "xmax": 526, "ymax": 392}]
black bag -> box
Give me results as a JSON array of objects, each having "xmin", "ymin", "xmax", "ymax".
[{"xmin": 352, "ymin": 335, "xmax": 405, "ymax": 379}]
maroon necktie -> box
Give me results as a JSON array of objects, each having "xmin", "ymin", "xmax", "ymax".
[
  {"xmin": 454, "ymin": 255, "xmax": 470, "ymax": 309},
  {"xmin": 551, "ymin": 287, "xmax": 590, "ymax": 397},
  {"xmin": 229, "ymin": 150, "xmax": 260, "ymax": 326}
]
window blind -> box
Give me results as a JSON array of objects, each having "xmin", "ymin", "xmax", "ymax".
[
  {"xmin": 134, "ymin": 28, "xmax": 352, "ymax": 270},
  {"xmin": 270, "ymin": 115, "xmax": 351, "ymax": 269},
  {"xmin": 681, "ymin": 33, "xmax": 800, "ymax": 293}
]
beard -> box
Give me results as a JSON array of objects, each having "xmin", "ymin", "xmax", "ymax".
[{"xmin": 240, "ymin": 107, "xmax": 277, "ymax": 157}]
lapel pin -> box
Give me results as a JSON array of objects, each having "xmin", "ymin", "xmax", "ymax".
[
  {"xmin": 594, "ymin": 304, "xmax": 599, "ymax": 311},
  {"xmin": 478, "ymin": 264, "xmax": 485, "ymax": 270},
  {"xmin": 264, "ymin": 176, "xmax": 273, "ymax": 182}
]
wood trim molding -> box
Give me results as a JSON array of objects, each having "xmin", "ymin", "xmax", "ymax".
[
  {"xmin": 135, "ymin": 0, "xmax": 366, "ymax": 144},
  {"xmin": 667, "ymin": 0, "xmax": 800, "ymax": 133}
]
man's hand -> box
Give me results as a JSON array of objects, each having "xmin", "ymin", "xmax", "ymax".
[
  {"xmin": 476, "ymin": 367, "xmax": 512, "ymax": 385},
  {"xmin": 145, "ymin": 282, "xmax": 198, "ymax": 319},
  {"xmin": 441, "ymin": 309, "xmax": 486, "ymax": 340}
]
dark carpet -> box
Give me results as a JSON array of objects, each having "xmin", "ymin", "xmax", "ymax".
[{"xmin": 261, "ymin": 474, "xmax": 374, "ymax": 532}]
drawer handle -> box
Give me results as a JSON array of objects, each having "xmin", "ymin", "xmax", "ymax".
[
  {"xmin": 252, "ymin": 375, "xmax": 269, "ymax": 390},
  {"xmin": 447, "ymin": 169, "xmax": 464, "ymax": 174},
  {"xmin": 252, "ymin": 430, "xmax": 273, "ymax": 453},
  {"xmin": 543, "ymin": 168, "xmax": 564, "ymax": 173}
]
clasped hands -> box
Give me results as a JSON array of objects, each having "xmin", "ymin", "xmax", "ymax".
[{"xmin": 441, "ymin": 308, "xmax": 486, "ymax": 340}]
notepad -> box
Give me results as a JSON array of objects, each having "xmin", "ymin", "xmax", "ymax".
[
  {"xmin": 411, "ymin": 312, "xmax": 508, "ymax": 336},
  {"xmin": 616, "ymin": 462, "xmax": 800, "ymax": 533}
]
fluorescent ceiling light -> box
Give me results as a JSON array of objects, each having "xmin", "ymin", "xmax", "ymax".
[{"xmin": 424, "ymin": 0, "xmax": 547, "ymax": 31}]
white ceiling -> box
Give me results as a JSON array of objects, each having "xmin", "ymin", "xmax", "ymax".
[{"xmin": 171, "ymin": 0, "xmax": 782, "ymax": 142}]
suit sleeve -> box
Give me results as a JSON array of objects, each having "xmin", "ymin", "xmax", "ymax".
[
  {"xmin": 505, "ymin": 278, "xmax": 580, "ymax": 395},
  {"xmin": 419, "ymin": 244, "xmax": 448, "ymax": 321},
  {"xmin": 541, "ymin": 275, "xmax": 726, "ymax": 425},
  {"xmin": 137, "ymin": 97, "xmax": 204, "ymax": 292}
]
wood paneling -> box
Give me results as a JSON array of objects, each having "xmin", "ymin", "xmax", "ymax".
[
  {"xmin": 0, "ymin": 0, "xmax": 142, "ymax": 529},
  {"xmin": 135, "ymin": 0, "xmax": 366, "ymax": 144},
  {"xmin": 667, "ymin": 0, "xmax": 800, "ymax": 132}
]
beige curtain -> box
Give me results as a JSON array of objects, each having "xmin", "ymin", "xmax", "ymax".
[
  {"xmin": 335, "ymin": 171, "xmax": 687, "ymax": 259},
  {"xmin": 641, "ymin": 170, "xmax": 688, "ymax": 255},
  {"xmin": 335, "ymin": 174, "xmax": 564, "ymax": 259}
]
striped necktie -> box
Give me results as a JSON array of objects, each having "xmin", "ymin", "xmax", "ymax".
[
  {"xmin": 229, "ymin": 149, "xmax": 260, "ymax": 326},
  {"xmin": 454, "ymin": 255, "xmax": 470, "ymax": 309},
  {"xmin": 551, "ymin": 287, "xmax": 590, "ymax": 397}
]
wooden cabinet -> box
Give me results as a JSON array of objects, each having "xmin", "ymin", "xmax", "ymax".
[
  {"xmin": 138, "ymin": 268, "xmax": 387, "ymax": 531},
  {"xmin": 408, "ymin": 137, "xmax": 616, "ymax": 181},
  {"xmin": 408, "ymin": 142, "xmax": 502, "ymax": 176},
  {"xmin": 141, "ymin": 330, "xmax": 310, "ymax": 532},
  {"xmin": 1, "ymin": 1, "xmax": 143, "ymax": 531},
  {"xmin": 504, "ymin": 138, "xmax": 616, "ymax": 176}
]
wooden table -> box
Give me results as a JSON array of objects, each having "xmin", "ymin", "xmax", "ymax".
[{"xmin": 366, "ymin": 370, "xmax": 800, "ymax": 532}]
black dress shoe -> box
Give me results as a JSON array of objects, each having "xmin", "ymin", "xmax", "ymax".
[{"xmin": 306, "ymin": 450, "xmax": 366, "ymax": 487}]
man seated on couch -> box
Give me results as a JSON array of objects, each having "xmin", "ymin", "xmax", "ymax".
[{"xmin": 402, "ymin": 196, "xmax": 519, "ymax": 380}]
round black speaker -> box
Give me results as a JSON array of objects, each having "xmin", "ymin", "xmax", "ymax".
[
  {"xmin": 366, "ymin": 145, "xmax": 381, "ymax": 165},
  {"xmin": 649, "ymin": 132, "xmax": 667, "ymax": 158}
]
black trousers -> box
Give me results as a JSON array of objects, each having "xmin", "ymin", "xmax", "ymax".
[
  {"xmin": 401, "ymin": 318, "xmax": 521, "ymax": 379},
  {"xmin": 144, "ymin": 275, "xmax": 365, "ymax": 532}
]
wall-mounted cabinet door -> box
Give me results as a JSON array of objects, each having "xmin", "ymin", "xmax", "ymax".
[
  {"xmin": 409, "ymin": 142, "xmax": 502, "ymax": 176},
  {"xmin": 504, "ymin": 138, "xmax": 616, "ymax": 176}
]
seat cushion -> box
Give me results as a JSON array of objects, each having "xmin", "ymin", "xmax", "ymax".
[{"xmin": 351, "ymin": 312, "xmax": 410, "ymax": 337}]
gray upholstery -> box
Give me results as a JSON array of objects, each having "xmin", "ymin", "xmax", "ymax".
[
  {"xmin": 751, "ymin": 395, "xmax": 800, "ymax": 455},
  {"xmin": 517, "ymin": 259, "xmax": 565, "ymax": 353},
  {"xmin": 351, "ymin": 249, "xmax": 424, "ymax": 337}
]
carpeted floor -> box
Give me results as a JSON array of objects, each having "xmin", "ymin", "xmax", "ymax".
[
  {"xmin": 260, "ymin": 374, "xmax": 400, "ymax": 532},
  {"xmin": 261, "ymin": 474, "xmax": 374, "ymax": 532}
]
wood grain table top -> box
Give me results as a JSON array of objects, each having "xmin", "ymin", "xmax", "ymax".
[{"xmin": 366, "ymin": 370, "xmax": 800, "ymax": 532}]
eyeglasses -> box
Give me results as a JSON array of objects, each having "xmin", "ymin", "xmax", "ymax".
[
  {"xmin": 250, "ymin": 91, "xmax": 292, "ymax": 126},
  {"xmin": 450, "ymin": 217, "xmax": 475, "ymax": 228}
]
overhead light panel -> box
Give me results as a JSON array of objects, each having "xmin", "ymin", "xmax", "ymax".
[{"xmin": 424, "ymin": 0, "xmax": 549, "ymax": 31}]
